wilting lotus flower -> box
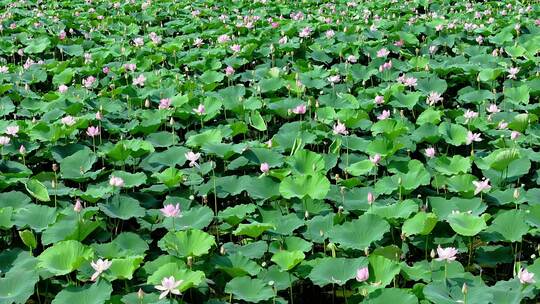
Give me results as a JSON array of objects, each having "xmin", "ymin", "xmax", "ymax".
[
  {"xmin": 155, "ymin": 276, "xmax": 183, "ymax": 299},
  {"xmin": 355, "ymin": 267, "xmax": 369, "ymax": 282},
  {"xmin": 473, "ymin": 178, "xmax": 491, "ymax": 195},
  {"xmin": 292, "ymin": 104, "xmax": 306, "ymax": 115},
  {"xmin": 109, "ymin": 176, "xmax": 124, "ymax": 187},
  {"xmin": 435, "ymin": 245, "xmax": 458, "ymax": 261},
  {"xmin": 518, "ymin": 268, "xmax": 535, "ymax": 284},
  {"xmin": 149, "ymin": 32, "xmax": 161, "ymax": 44},
  {"xmin": 90, "ymin": 258, "xmax": 112, "ymax": 281},
  {"xmin": 160, "ymin": 204, "xmax": 181, "ymax": 218},
  {"xmin": 466, "ymin": 131, "xmax": 482, "ymax": 145},
  {"xmin": 332, "ymin": 121, "xmax": 348, "ymax": 135},
  {"xmin": 260, "ymin": 162, "xmax": 269, "ymax": 173},
  {"xmin": 185, "ymin": 151, "xmax": 201, "ymax": 168}
]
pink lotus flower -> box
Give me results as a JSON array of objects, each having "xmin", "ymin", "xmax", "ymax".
[
  {"xmin": 260, "ymin": 162, "xmax": 269, "ymax": 173},
  {"xmin": 466, "ymin": 131, "xmax": 482, "ymax": 145},
  {"xmin": 102, "ymin": 66, "xmax": 110, "ymax": 74},
  {"xmin": 225, "ymin": 66, "xmax": 235, "ymax": 76},
  {"xmin": 109, "ymin": 176, "xmax": 125, "ymax": 187},
  {"xmin": 333, "ymin": 121, "xmax": 348, "ymax": 135},
  {"xmin": 185, "ymin": 151, "xmax": 201, "ymax": 168},
  {"xmin": 511, "ymin": 131, "xmax": 520, "ymax": 140},
  {"xmin": 159, "ymin": 98, "xmax": 171, "ymax": 109},
  {"xmin": 435, "ymin": 245, "xmax": 458, "ymax": 261},
  {"xmin": 74, "ymin": 199, "xmax": 83, "ymax": 213},
  {"xmin": 124, "ymin": 63, "xmax": 137, "ymax": 72},
  {"xmin": 61, "ymin": 116, "xmax": 76, "ymax": 126},
  {"xmin": 379, "ymin": 61, "xmax": 392, "ymax": 72},
  {"xmin": 507, "ymin": 67, "xmax": 519, "ymax": 79},
  {"xmin": 149, "ymin": 32, "xmax": 161, "ymax": 44},
  {"xmin": 328, "ymin": 75, "xmax": 341, "ymax": 84},
  {"xmin": 498, "ymin": 121, "xmax": 508, "ymax": 130},
  {"xmin": 194, "ymin": 104, "xmax": 205, "ymax": 115},
  {"xmin": 19, "ymin": 145, "xmax": 26, "ymax": 154},
  {"xmin": 325, "ymin": 30, "xmax": 335, "ymax": 39},
  {"xmin": 5, "ymin": 125, "xmax": 19, "ymax": 137},
  {"xmin": 160, "ymin": 204, "xmax": 181, "ymax": 218},
  {"xmin": 486, "ymin": 104, "xmax": 500, "ymax": 114},
  {"xmin": 83, "ymin": 76, "xmax": 96, "ymax": 89},
  {"xmin": 133, "ymin": 37, "xmax": 144, "ymax": 47},
  {"xmin": 271, "ymin": 22, "xmax": 279, "ymax": 28},
  {"xmin": 230, "ymin": 44, "xmax": 241, "ymax": 53},
  {"xmin": 90, "ymin": 258, "xmax": 112, "ymax": 281},
  {"xmin": 368, "ymin": 154, "xmax": 381, "ymax": 167},
  {"xmin": 279, "ymin": 36, "xmax": 288, "ymax": 44},
  {"xmin": 347, "ymin": 55, "xmax": 357, "ymax": 63},
  {"xmin": 476, "ymin": 35, "xmax": 484, "ymax": 45},
  {"xmin": 299, "ymin": 27, "xmax": 312, "ymax": 38},
  {"xmin": 217, "ymin": 34, "xmax": 230, "ymax": 44},
  {"xmin": 292, "ymin": 104, "xmax": 306, "ymax": 115},
  {"xmin": 374, "ymin": 95, "xmax": 384, "ymax": 105},
  {"xmin": 376, "ymin": 48, "xmax": 390, "ymax": 58},
  {"xmin": 426, "ymin": 92, "xmax": 443, "ymax": 106},
  {"xmin": 463, "ymin": 109, "xmax": 478, "ymax": 123},
  {"xmin": 377, "ymin": 110, "xmax": 390, "ymax": 120},
  {"xmin": 155, "ymin": 276, "xmax": 183, "ymax": 299},
  {"xmin": 133, "ymin": 74, "xmax": 146, "ymax": 86},
  {"xmin": 58, "ymin": 30, "xmax": 67, "ymax": 40},
  {"xmin": 425, "ymin": 147, "xmax": 436, "ymax": 158},
  {"xmin": 0, "ymin": 136, "xmax": 10, "ymax": 146},
  {"xmin": 403, "ymin": 77, "xmax": 417, "ymax": 87},
  {"xmin": 193, "ymin": 38, "xmax": 204, "ymax": 47},
  {"xmin": 518, "ymin": 268, "xmax": 536, "ymax": 284},
  {"xmin": 86, "ymin": 126, "xmax": 100, "ymax": 137},
  {"xmin": 0, "ymin": 66, "xmax": 8, "ymax": 73},
  {"xmin": 367, "ymin": 192, "xmax": 374, "ymax": 205},
  {"xmin": 473, "ymin": 178, "xmax": 491, "ymax": 195},
  {"xmin": 394, "ymin": 39, "xmax": 404, "ymax": 47},
  {"xmin": 355, "ymin": 267, "xmax": 369, "ymax": 282}
]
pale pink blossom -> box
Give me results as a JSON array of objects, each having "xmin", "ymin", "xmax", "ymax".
[
  {"xmin": 507, "ymin": 67, "xmax": 519, "ymax": 79},
  {"xmin": 473, "ymin": 178, "xmax": 491, "ymax": 195},
  {"xmin": 376, "ymin": 48, "xmax": 390, "ymax": 58},
  {"xmin": 292, "ymin": 104, "xmax": 306, "ymax": 115},
  {"xmin": 133, "ymin": 74, "xmax": 146, "ymax": 86},
  {"xmin": 83, "ymin": 76, "xmax": 96, "ymax": 89},
  {"xmin": 463, "ymin": 109, "xmax": 478, "ymax": 123},
  {"xmin": 86, "ymin": 126, "xmax": 100, "ymax": 137},
  {"xmin": 217, "ymin": 34, "xmax": 230, "ymax": 44},
  {"xmin": 355, "ymin": 267, "xmax": 369, "ymax": 282},
  {"xmin": 102, "ymin": 66, "xmax": 109, "ymax": 74},
  {"xmin": 332, "ymin": 121, "xmax": 348, "ymax": 135},
  {"xmin": 90, "ymin": 258, "xmax": 112, "ymax": 281},
  {"xmin": 193, "ymin": 38, "xmax": 204, "ymax": 47},
  {"xmin": 61, "ymin": 116, "xmax": 76, "ymax": 126},
  {"xmin": 511, "ymin": 131, "xmax": 520, "ymax": 140},
  {"xmin": 498, "ymin": 121, "xmax": 508, "ymax": 130},
  {"xmin": 426, "ymin": 92, "xmax": 443, "ymax": 106},
  {"xmin": 325, "ymin": 30, "xmax": 335, "ymax": 39},
  {"xmin": 403, "ymin": 77, "xmax": 417, "ymax": 87},
  {"xmin": 394, "ymin": 39, "xmax": 404, "ymax": 47},
  {"xmin": 5, "ymin": 125, "xmax": 19, "ymax": 137},
  {"xmin": 518, "ymin": 268, "xmax": 536, "ymax": 284},
  {"xmin": 155, "ymin": 276, "xmax": 183, "ymax": 299},
  {"xmin": 194, "ymin": 104, "xmax": 205, "ymax": 115},
  {"xmin": 230, "ymin": 44, "xmax": 241, "ymax": 53},
  {"xmin": 149, "ymin": 32, "xmax": 161, "ymax": 44},
  {"xmin": 133, "ymin": 37, "xmax": 144, "ymax": 47},
  {"xmin": 109, "ymin": 176, "xmax": 124, "ymax": 187},
  {"xmin": 425, "ymin": 147, "xmax": 436, "ymax": 158},
  {"xmin": 19, "ymin": 145, "xmax": 26, "ymax": 154},
  {"xmin": 279, "ymin": 36, "xmax": 288, "ymax": 44},
  {"xmin": 184, "ymin": 151, "xmax": 201, "ymax": 168},
  {"xmin": 159, "ymin": 98, "xmax": 171, "ymax": 109},
  {"xmin": 58, "ymin": 30, "xmax": 67, "ymax": 40},
  {"xmin": 377, "ymin": 110, "xmax": 390, "ymax": 120},
  {"xmin": 367, "ymin": 192, "xmax": 374, "ymax": 205},
  {"xmin": 299, "ymin": 27, "xmax": 312, "ymax": 38},
  {"xmin": 0, "ymin": 66, "xmax": 9, "ymax": 73},
  {"xmin": 124, "ymin": 63, "xmax": 137, "ymax": 72},
  {"xmin": 74, "ymin": 199, "xmax": 83, "ymax": 213},
  {"xmin": 370, "ymin": 154, "xmax": 381, "ymax": 165},
  {"xmin": 486, "ymin": 104, "xmax": 500, "ymax": 114},
  {"xmin": 328, "ymin": 75, "xmax": 341, "ymax": 84},
  {"xmin": 160, "ymin": 204, "xmax": 181, "ymax": 218},
  {"xmin": 260, "ymin": 162, "xmax": 269, "ymax": 173},
  {"xmin": 435, "ymin": 245, "xmax": 458, "ymax": 261},
  {"xmin": 225, "ymin": 66, "xmax": 235, "ymax": 76},
  {"xmin": 476, "ymin": 35, "xmax": 484, "ymax": 45},
  {"xmin": 0, "ymin": 136, "xmax": 10, "ymax": 146},
  {"xmin": 374, "ymin": 95, "xmax": 384, "ymax": 105},
  {"xmin": 347, "ymin": 55, "xmax": 357, "ymax": 63},
  {"xmin": 466, "ymin": 131, "xmax": 482, "ymax": 145}
]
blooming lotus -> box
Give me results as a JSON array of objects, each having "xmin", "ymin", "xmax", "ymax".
[
  {"xmin": 160, "ymin": 204, "xmax": 181, "ymax": 218},
  {"xmin": 377, "ymin": 110, "xmax": 390, "ymax": 120},
  {"xmin": 5, "ymin": 125, "xmax": 19, "ymax": 137},
  {"xmin": 133, "ymin": 74, "xmax": 146, "ymax": 86},
  {"xmin": 473, "ymin": 178, "xmax": 491, "ymax": 195},
  {"xmin": 90, "ymin": 258, "xmax": 112, "ymax": 281},
  {"xmin": 374, "ymin": 95, "xmax": 384, "ymax": 105},
  {"xmin": 61, "ymin": 116, "xmax": 76, "ymax": 126},
  {"xmin": 435, "ymin": 245, "xmax": 458, "ymax": 262},
  {"xmin": 185, "ymin": 151, "xmax": 201, "ymax": 168},
  {"xmin": 155, "ymin": 276, "xmax": 183, "ymax": 299},
  {"xmin": 518, "ymin": 268, "xmax": 535, "ymax": 284},
  {"xmin": 355, "ymin": 267, "xmax": 369, "ymax": 282},
  {"xmin": 466, "ymin": 131, "xmax": 482, "ymax": 145},
  {"xmin": 109, "ymin": 176, "xmax": 125, "ymax": 187},
  {"xmin": 260, "ymin": 162, "xmax": 269, "ymax": 173},
  {"xmin": 426, "ymin": 92, "xmax": 443, "ymax": 106},
  {"xmin": 332, "ymin": 121, "xmax": 348, "ymax": 135},
  {"xmin": 425, "ymin": 147, "xmax": 436, "ymax": 158},
  {"xmin": 0, "ymin": 136, "xmax": 10, "ymax": 146},
  {"xmin": 370, "ymin": 154, "xmax": 381, "ymax": 165},
  {"xmin": 292, "ymin": 104, "xmax": 306, "ymax": 115},
  {"xmin": 86, "ymin": 126, "xmax": 100, "ymax": 137},
  {"xmin": 376, "ymin": 48, "xmax": 390, "ymax": 58}
]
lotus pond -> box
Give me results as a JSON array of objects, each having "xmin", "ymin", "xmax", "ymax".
[{"xmin": 0, "ymin": 0, "xmax": 540, "ymax": 303}]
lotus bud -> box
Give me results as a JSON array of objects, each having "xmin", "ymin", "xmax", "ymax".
[
  {"xmin": 169, "ymin": 117, "xmax": 174, "ymax": 126},
  {"xmin": 144, "ymin": 99, "xmax": 150, "ymax": 108},
  {"xmin": 74, "ymin": 199, "xmax": 83, "ymax": 213},
  {"xmin": 202, "ymin": 195, "xmax": 208, "ymax": 204},
  {"xmin": 187, "ymin": 256, "xmax": 193, "ymax": 267},
  {"xmin": 304, "ymin": 210, "xmax": 309, "ymax": 219},
  {"xmin": 319, "ymin": 229, "xmax": 324, "ymax": 237},
  {"xmin": 364, "ymin": 247, "xmax": 369, "ymax": 256},
  {"xmin": 268, "ymin": 280, "xmax": 275, "ymax": 286},
  {"xmin": 338, "ymin": 206, "xmax": 344, "ymax": 214},
  {"xmin": 220, "ymin": 245, "xmax": 226, "ymax": 255},
  {"xmin": 137, "ymin": 288, "xmax": 144, "ymax": 299},
  {"xmin": 430, "ymin": 249, "xmax": 436, "ymax": 258},
  {"xmin": 19, "ymin": 145, "xmax": 26, "ymax": 154},
  {"xmin": 261, "ymin": 261, "xmax": 266, "ymax": 267},
  {"xmin": 51, "ymin": 180, "xmax": 56, "ymax": 188},
  {"xmin": 189, "ymin": 195, "xmax": 194, "ymax": 200},
  {"xmin": 462, "ymin": 283, "xmax": 468, "ymax": 294},
  {"xmin": 52, "ymin": 163, "xmax": 58, "ymax": 172},
  {"xmin": 513, "ymin": 188, "xmax": 520, "ymax": 200}
]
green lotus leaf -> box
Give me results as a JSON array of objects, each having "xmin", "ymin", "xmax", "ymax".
[
  {"xmin": 328, "ymin": 214, "xmax": 390, "ymax": 250},
  {"xmin": 447, "ymin": 213, "xmax": 487, "ymax": 236},
  {"xmin": 224, "ymin": 276, "xmax": 274, "ymax": 303},
  {"xmin": 158, "ymin": 229, "xmax": 215, "ymax": 257},
  {"xmin": 37, "ymin": 240, "xmax": 94, "ymax": 275},
  {"xmin": 308, "ymin": 257, "xmax": 367, "ymax": 287},
  {"xmin": 271, "ymin": 250, "xmax": 305, "ymax": 271}
]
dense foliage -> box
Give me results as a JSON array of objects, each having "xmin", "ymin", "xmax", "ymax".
[{"xmin": 0, "ymin": 0, "xmax": 539, "ymax": 303}]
